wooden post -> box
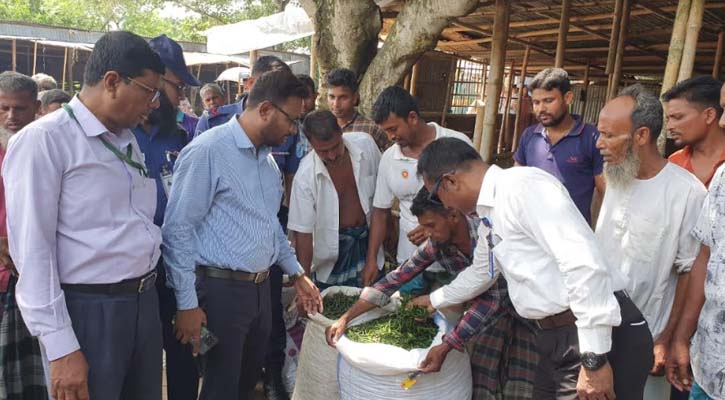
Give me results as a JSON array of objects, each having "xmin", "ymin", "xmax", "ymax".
[
  {"xmin": 410, "ymin": 62, "xmax": 420, "ymax": 96},
  {"xmin": 225, "ymin": 63, "xmax": 231, "ymax": 103},
  {"xmin": 403, "ymin": 73, "xmax": 411, "ymax": 91},
  {"xmin": 249, "ymin": 50, "xmax": 259, "ymax": 68},
  {"xmin": 481, "ymin": 63, "xmax": 488, "ymax": 100},
  {"xmin": 309, "ymin": 33, "xmax": 317, "ymax": 78},
  {"xmin": 441, "ymin": 57, "xmax": 457, "ymax": 126},
  {"xmin": 499, "ymin": 60, "xmax": 517, "ymax": 152},
  {"xmin": 61, "ymin": 48, "xmax": 68, "ymax": 91},
  {"xmin": 196, "ymin": 65, "xmax": 202, "ymax": 80},
  {"xmin": 32, "ymin": 42, "xmax": 38, "ymax": 75},
  {"xmin": 606, "ymin": 0, "xmax": 624, "ymax": 74},
  {"xmin": 581, "ymin": 61, "xmax": 591, "ymax": 116},
  {"xmin": 473, "ymin": 63, "xmax": 489, "ymax": 145},
  {"xmin": 608, "ymin": 0, "xmax": 630, "ymax": 100},
  {"xmin": 11, "ymin": 39, "xmax": 17, "ymax": 72},
  {"xmin": 657, "ymin": 0, "xmax": 692, "ymax": 153},
  {"xmin": 714, "ymin": 29, "xmax": 724, "ymax": 79},
  {"xmin": 678, "ymin": 0, "xmax": 705, "ymax": 81},
  {"xmin": 478, "ymin": 0, "xmax": 510, "ymax": 162},
  {"xmin": 68, "ymin": 49, "xmax": 75, "ymax": 94},
  {"xmin": 555, "ymin": 0, "xmax": 571, "ymax": 68},
  {"xmin": 513, "ymin": 46, "xmax": 531, "ymax": 152}
]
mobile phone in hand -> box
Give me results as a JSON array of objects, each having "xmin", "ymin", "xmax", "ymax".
[{"xmin": 198, "ymin": 325, "xmax": 219, "ymax": 355}]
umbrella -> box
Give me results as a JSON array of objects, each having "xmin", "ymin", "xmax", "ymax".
[{"xmin": 216, "ymin": 66, "xmax": 250, "ymax": 82}]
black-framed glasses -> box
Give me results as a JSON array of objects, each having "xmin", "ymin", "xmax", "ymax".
[
  {"xmin": 269, "ymin": 102, "xmax": 302, "ymax": 130},
  {"xmin": 161, "ymin": 76, "xmax": 187, "ymax": 95},
  {"xmin": 122, "ymin": 76, "xmax": 161, "ymax": 103},
  {"xmin": 428, "ymin": 169, "xmax": 457, "ymax": 204}
]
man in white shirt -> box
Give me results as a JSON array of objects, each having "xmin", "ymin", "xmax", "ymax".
[
  {"xmin": 288, "ymin": 110, "xmax": 382, "ymax": 288},
  {"xmin": 595, "ymin": 84, "xmax": 707, "ymax": 399},
  {"xmin": 364, "ymin": 86, "xmax": 473, "ymax": 288},
  {"xmin": 416, "ymin": 137, "xmax": 654, "ymax": 400},
  {"xmin": 3, "ymin": 31, "xmax": 166, "ymax": 400}
]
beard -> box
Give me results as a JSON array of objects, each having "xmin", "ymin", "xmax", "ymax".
[
  {"xmin": 604, "ymin": 142, "xmax": 641, "ymax": 189},
  {"xmin": 147, "ymin": 91, "xmax": 178, "ymax": 133},
  {"xmin": 538, "ymin": 110, "xmax": 568, "ymax": 127},
  {"xmin": 0, "ymin": 127, "xmax": 14, "ymax": 150}
]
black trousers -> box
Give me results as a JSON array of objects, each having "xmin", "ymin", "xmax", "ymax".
[
  {"xmin": 264, "ymin": 204, "xmax": 289, "ymax": 372},
  {"xmin": 198, "ymin": 275, "xmax": 272, "ymax": 400},
  {"xmin": 156, "ymin": 260, "xmax": 200, "ymax": 400},
  {"xmin": 65, "ymin": 287, "xmax": 162, "ymax": 400},
  {"xmin": 533, "ymin": 293, "xmax": 654, "ymax": 400}
]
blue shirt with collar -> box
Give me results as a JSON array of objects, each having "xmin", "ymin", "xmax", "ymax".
[
  {"xmin": 513, "ymin": 115, "xmax": 603, "ymax": 224},
  {"xmin": 194, "ymin": 98, "xmax": 243, "ymax": 139},
  {"xmin": 162, "ymin": 116, "xmax": 305, "ymax": 310},
  {"xmin": 132, "ymin": 124, "xmax": 188, "ymax": 226}
]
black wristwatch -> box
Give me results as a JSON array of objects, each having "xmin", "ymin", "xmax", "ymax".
[{"xmin": 580, "ymin": 352, "xmax": 607, "ymax": 371}]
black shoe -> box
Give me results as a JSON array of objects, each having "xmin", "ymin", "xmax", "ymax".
[{"xmin": 263, "ymin": 369, "xmax": 290, "ymax": 400}]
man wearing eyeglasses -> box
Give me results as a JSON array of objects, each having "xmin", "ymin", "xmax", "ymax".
[
  {"xmin": 3, "ymin": 31, "xmax": 166, "ymax": 400},
  {"xmin": 162, "ymin": 70, "xmax": 323, "ymax": 400},
  {"xmin": 128, "ymin": 34, "xmax": 203, "ymax": 400},
  {"xmin": 417, "ymin": 137, "xmax": 654, "ymax": 400}
]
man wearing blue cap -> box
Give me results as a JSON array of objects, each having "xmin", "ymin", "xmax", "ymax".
[{"xmin": 138, "ymin": 34, "xmax": 201, "ymax": 400}]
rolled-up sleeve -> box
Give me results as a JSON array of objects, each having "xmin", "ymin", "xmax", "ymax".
[
  {"xmin": 674, "ymin": 185, "xmax": 706, "ymax": 273},
  {"xmin": 3, "ymin": 127, "xmax": 80, "ymax": 361},
  {"xmin": 162, "ymin": 144, "xmax": 216, "ymax": 310}
]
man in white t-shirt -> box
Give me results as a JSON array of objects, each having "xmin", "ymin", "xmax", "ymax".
[
  {"xmin": 362, "ymin": 86, "xmax": 473, "ymax": 288},
  {"xmin": 595, "ymin": 84, "xmax": 707, "ymax": 400},
  {"xmin": 288, "ymin": 110, "xmax": 382, "ymax": 289}
]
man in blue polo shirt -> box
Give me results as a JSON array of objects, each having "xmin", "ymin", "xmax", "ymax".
[
  {"xmin": 134, "ymin": 34, "xmax": 201, "ymax": 400},
  {"xmin": 514, "ymin": 68, "xmax": 605, "ymax": 224}
]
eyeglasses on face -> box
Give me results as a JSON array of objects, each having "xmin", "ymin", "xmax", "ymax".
[
  {"xmin": 269, "ymin": 102, "xmax": 302, "ymax": 130},
  {"xmin": 122, "ymin": 76, "xmax": 161, "ymax": 103}
]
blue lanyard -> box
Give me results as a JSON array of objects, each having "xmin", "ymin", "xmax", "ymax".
[{"xmin": 481, "ymin": 217, "xmax": 496, "ymax": 278}]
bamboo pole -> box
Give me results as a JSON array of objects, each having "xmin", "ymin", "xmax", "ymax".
[
  {"xmin": 68, "ymin": 49, "xmax": 75, "ymax": 94},
  {"xmin": 441, "ymin": 57, "xmax": 457, "ymax": 126},
  {"xmin": 606, "ymin": 0, "xmax": 624, "ymax": 74},
  {"xmin": 678, "ymin": 0, "xmax": 705, "ymax": 82},
  {"xmin": 249, "ymin": 50, "xmax": 259, "ymax": 68},
  {"xmin": 61, "ymin": 48, "xmax": 68, "ymax": 91},
  {"xmin": 513, "ymin": 46, "xmax": 531, "ymax": 152},
  {"xmin": 32, "ymin": 42, "xmax": 38, "ymax": 75},
  {"xmin": 657, "ymin": 0, "xmax": 692, "ymax": 153},
  {"xmin": 473, "ymin": 64, "xmax": 489, "ymax": 143},
  {"xmin": 581, "ymin": 61, "xmax": 591, "ymax": 116},
  {"xmin": 410, "ymin": 62, "xmax": 420, "ymax": 96},
  {"xmin": 555, "ymin": 0, "xmax": 571, "ymax": 68},
  {"xmin": 608, "ymin": 0, "xmax": 631, "ymax": 100},
  {"xmin": 196, "ymin": 65, "xmax": 202, "ymax": 80},
  {"xmin": 309, "ymin": 33, "xmax": 317, "ymax": 78},
  {"xmin": 403, "ymin": 73, "xmax": 411, "ymax": 91},
  {"xmin": 499, "ymin": 60, "xmax": 517, "ymax": 152},
  {"xmin": 477, "ymin": 0, "xmax": 510, "ymax": 162},
  {"xmin": 11, "ymin": 39, "xmax": 17, "ymax": 72},
  {"xmin": 715, "ymin": 30, "xmax": 724, "ymax": 79}
]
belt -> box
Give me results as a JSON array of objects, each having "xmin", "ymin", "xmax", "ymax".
[
  {"xmin": 199, "ymin": 266, "xmax": 270, "ymax": 284},
  {"xmin": 535, "ymin": 309, "xmax": 577, "ymax": 330},
  {"xmin": 61, "ymin": 271, "xmax": 157, "ymax": 295}
]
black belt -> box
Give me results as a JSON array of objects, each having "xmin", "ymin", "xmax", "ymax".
[
  {"xmin": 534, "ymin": 291, "xmax": 630, "ymax": 330},
  {"xmin": 61, "ymin": 271, "xmax": 157, "ymax": 295},
  {"xmin": 198, "ymin": 265, "xmax": 270, "ymax": 284}
]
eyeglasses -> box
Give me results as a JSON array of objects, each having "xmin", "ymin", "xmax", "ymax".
[
  {"xmin": 161, "ymin": 76, "xmax": 187, "ymax": 95},
  {"xmin": 122, "ymin": 76, "xmax": 161, "ymax": 103},
  {"xmin": 269, "ymin": 102, "xmax": 302, "ymax": 130},
  {"xmin": 428, "ymin": 170, "xmax": 457, "ymax": 204}
]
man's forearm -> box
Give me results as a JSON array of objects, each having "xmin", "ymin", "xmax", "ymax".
[
  {"xmin": 658, "ymin": 272, "xmax": 690, "ymax": 342},
  {"xmin": 294, "ymin": 231, "xmax": 314, "ymax": 275},
  {"xmin": 672, "ymin": 246, "xmax": 709, "ymax": 342},
  {"xmin": 366, "ymin": 207, "xmax": 389, "ymax": 263}
]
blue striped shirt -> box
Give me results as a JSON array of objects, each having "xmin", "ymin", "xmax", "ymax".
[{"xmin": 162, "ymin": 116, "xmax": 304, "ymax": 310}]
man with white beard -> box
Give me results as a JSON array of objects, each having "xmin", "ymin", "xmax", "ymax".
[{"xmin": 594, "ymin": 84, "xmax": 707, "ymax": 400}]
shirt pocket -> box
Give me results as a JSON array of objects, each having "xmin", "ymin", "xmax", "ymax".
[{"xmin": 623, "ymin": 217, "xmax": 664, "ymax": 264}]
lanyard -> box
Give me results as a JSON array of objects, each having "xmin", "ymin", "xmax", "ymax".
[
  {"xmin": 61, "ymin": 103, "xmax": 149, "ymax": 178},
  {"xmin": 481, "ymin": 217, "xmax": 496, "ymax": 279}
]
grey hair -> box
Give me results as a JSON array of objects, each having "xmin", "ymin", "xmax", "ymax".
[
  {"xmin": 31, "ymin": 73, "xmax": 57, "ymax": 91},
  {"xmin": 617, "ymin": 84, "xmax": 663, "ymax": 143},
  {"xmin": 528, "ymin": 67, "xmax": 571, "ymax": 94},
  {"xmin": 0, "ymin": 71, "xmax": 38, "ymax": 99},
  {"xmin": 200, "ymin": 83, "xmax": 224, "ymax": 98}
]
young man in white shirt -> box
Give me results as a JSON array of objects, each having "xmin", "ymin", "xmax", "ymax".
[
  {"xmin": 595, "ymin": 84, "xmax": 707, "ymax": 400},
  {"xmin": 416, "ymin": 137, "xmax": 653, "ymax": 400},
  {"xmin": 288, "ymin": 110, "xmax": 382, "ymax": 288},
  {"xmin": 364, "ymin": 86, "xmax": 473, "ymax": 288}
]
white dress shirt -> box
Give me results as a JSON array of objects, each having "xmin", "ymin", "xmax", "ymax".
[
  {"xmin": 373, "ymin": 123, "xmax": 473, "ymax": 264},
  {"xmin": 288, "ymin": 133, "xmax": 382, "ymax": 282},
  {"xmin": 2, "ymin": 96, "xmax": 161, "ymax": 361},
  {"xmin": 432, "ymin": 165, "xmax": 626, "ymax": 354},
  {"xmin": 596, "ymin": 163, "xmax": 705, "ymax": 339}
]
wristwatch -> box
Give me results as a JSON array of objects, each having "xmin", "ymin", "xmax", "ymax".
[
  {"xmin": 288, "ymin": 272, "xmax": 304, "ymax": 284},
  {"xmin": 580, "ymin": 352, "xmax": 608, "ymax": 371}
]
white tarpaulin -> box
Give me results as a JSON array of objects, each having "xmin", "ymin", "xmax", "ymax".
[
  {"xmin": 204, "ymin": 4, "xmax": 313, "ymax": 55},
  {"xmin": 183, "ymin": 52, "xmax": 249, "ymax": 67}
]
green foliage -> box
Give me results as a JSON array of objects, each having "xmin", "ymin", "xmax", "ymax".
[
  {"xmin": 0, "ymin": 0, "xmax": 298, "ymax": 44},
  {"xmin": 322, "ymin": 292, "xmax": 359, "ymax": 320},
  {"xmin": 346, "ymin": 297, "xmax": 439, "ymax": 351}
]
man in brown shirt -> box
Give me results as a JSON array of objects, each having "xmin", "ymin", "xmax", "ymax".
[{"xmin": 325, "ymin": 68, "xmax": 390, "ymax": 152}]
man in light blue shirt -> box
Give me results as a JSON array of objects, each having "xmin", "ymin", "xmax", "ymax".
[{"xmin": 162, "ymin": 69, "xmax": 322, "ymax": 400}]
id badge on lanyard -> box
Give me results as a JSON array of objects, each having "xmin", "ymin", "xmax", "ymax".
[{"xmin": 160, "ymin": 151, "xmax": 176, "ymax": 198}]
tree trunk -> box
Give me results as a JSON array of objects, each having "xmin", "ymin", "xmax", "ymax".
[{"xmin": 302, "ymin": 0, "xmax": 479, "ymax": 115}]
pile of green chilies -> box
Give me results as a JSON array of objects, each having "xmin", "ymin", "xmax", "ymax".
[
  {"xmin": 323, "ymin": 292, "xmax": 359, "ymax": 320},
  {"xmin": 346, "ymin": 298, "xmax": 438, "ymax": 351}
]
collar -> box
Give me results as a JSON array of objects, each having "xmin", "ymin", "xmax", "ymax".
[
  {"xmin": 340, "ymin": 111, "xmax": 359, "ymax": 130},
  {"xmin": 313, "ymin": 135, "xmax": 363, "ymax": 178},
  {"xmin": 68, "ymin": 96, "xmax": 111, "ymax": 138},
  {"xmin": 228, "ymin": 116, "xmax": 255, "ymax": 151},
  {"xmin": 533, "ymin": 114, "xmax": 585, "ymax": 138},
  {"xmin": 477, "ymin": 164, "xmax": 504, "ymax": 208},
  {"xmin": 392, "ymin": 122, "xmax": 440, "ymax": 161}
]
